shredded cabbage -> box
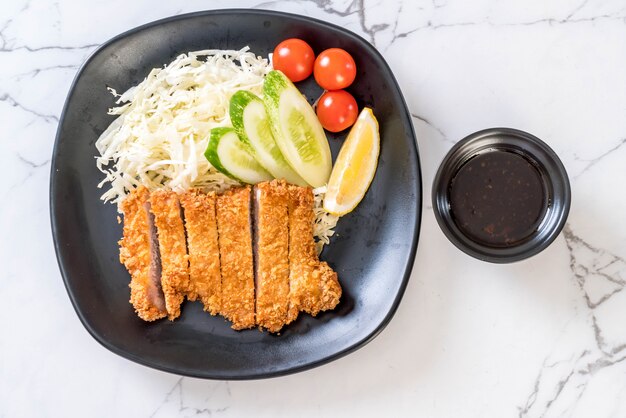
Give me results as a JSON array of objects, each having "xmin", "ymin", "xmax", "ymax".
[
  {"xmin": 313, "ymin": 186, "xmax": 339, "ymax": 254},
  {"xmin": 95, "ymin": 47, "xmax": 270, "ymax": 205}
]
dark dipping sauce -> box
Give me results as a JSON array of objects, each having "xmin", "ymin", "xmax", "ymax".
[{"xmin": 448, "ymin": 150, "xmax": 546, "ymax": 247}]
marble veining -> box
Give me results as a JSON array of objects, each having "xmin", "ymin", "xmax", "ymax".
[
  {"xmin": 518, "ymin": 226, "xmax": 626, "ymax": 417},
  {"xmin": 1, "ymin": 0, "xmax": 625, "ymax": 417}
]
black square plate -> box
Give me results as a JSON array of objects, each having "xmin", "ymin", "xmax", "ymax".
[{"xmin": 51, "ymin": 9, "xmax": 421, "ymax": 379}]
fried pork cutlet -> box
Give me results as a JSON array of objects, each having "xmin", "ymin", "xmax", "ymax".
[
  {"xmin": 254, "ymin": 180, "xmax": 290, "ymax": 332},
  {"xmin": 179, "ymin": 190, "xmax": 221, "ymax": 315},
  {"xmin": 119, "ymin": 187, "xmax": 167, "ymax": 321},
  {"xmin": 216, "ymin": 186, "xmax": 255, "ymax": 330},
  {"xmin": 119, "ymin": 182, "xmax": 340, "ymax": 329},
  {"xmin": 286, "ymin": 185, "xmax": 342, "ymax": 324},
  {"xmin": 150, "ymin": 190, "xmax": 189, "ymax": 320}
]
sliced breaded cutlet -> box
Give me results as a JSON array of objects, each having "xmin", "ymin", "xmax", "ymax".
[
  {"xmin": 150, "ymin": 190, "xmax": 189, "ymax": 320},
  {"xmin": 254, "ymin": 180, "xmax": 290, "ymax": 333},
  {"xmin": 119, "ymin": 186, "xmax": 167, "ymax": 321},
  {"xmin": 216, "ymin": 186, "xmax": 255, "ymax": 330},
  {"xmin": 286, "ymin": 185, "xmax": 342, "ymax": 324},
  {"xmin": 179, "ymin": 190, "xmax": 221, "ymax": 315}
]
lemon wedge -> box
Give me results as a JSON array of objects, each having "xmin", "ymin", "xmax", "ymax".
[{"xmin": 323, "ymin": 108, "xmax": 380, "ymax": 216}]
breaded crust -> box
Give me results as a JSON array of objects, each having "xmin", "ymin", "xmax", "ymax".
[
  {"xmin": 119, "ymin": 187, "xmax": 167, "ymax": 321},
  {"xmin": 317, "ymin": 262, "xmax": 342, "ymax": 312},
  {"xmin": 286, "ymin": 185, "xmax": 323, "ymax": 323},
  {"xmin": 254, "ymin": 180, "xmax": 290, "ymax": 333},
  {"xmin": 216, "ymin": 186, "xmax": 255, "ymax": 330},
  {"xmin": 150, "ymin": 190, "xmax": 189, "ymax": 320},
  {"xmin": 179, "ymin": 190, "xmax": 222, "ymax": 315}
]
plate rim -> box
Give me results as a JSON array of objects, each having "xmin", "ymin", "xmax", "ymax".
[{"xmin": 49, "ymin": 8, "xmax": 422, "ymax": 380}]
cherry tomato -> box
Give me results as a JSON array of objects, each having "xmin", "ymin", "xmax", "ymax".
[
  {"xmin": 316, "ymin": 90, "xmax": 358, "ymax": 132},
  {"xmin": 314, "ymin": 48, "xmax": 357, "ymax": 90},
  {"xmin": 272, "ymin": 38, "xmax": 315, "ymax": 82}
]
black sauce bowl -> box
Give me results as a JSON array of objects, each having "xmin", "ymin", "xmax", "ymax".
[{"xmin": 432, "ymin": 128, "xmax": 571, "ymax": 263}]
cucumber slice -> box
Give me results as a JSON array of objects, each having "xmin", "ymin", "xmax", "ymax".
[
  {"xmin": 230, "ymin": 90, "xmax": 306, "ymax": 186},
  {"xmin": 263, "ymin": 70, "xmax": 332, "ymax": 188},
  {"xmin": 205, "ymin": 127, "xmax": 273, "ymax": 184}
]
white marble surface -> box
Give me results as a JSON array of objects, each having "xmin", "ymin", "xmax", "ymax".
[{"xmin": 2, "ymin": 0, "xmax": 625, "ymax": 416}]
